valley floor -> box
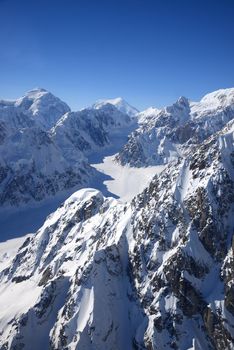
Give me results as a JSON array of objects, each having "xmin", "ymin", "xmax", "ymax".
[{"xmin": 91, "ymin": 155, "xmax": 165, "ymax": 202}]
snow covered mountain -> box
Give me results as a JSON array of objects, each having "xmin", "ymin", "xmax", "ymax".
[
  {"xmin": 0, "ymin": 90, "xmax": 133, "ymax": 210},
  {"xmin": 0, "ymin": 103, "xmax": 91, "ymax": 209},
  {"xmin": 116, "ymin": 88, "xmax": 234, "ymax": 167},
  {"xmin": 52, "ymin": 103, "xmax": 132, "ymax": 160},
  {"xmin": 0, "ymin": 119, "xmax": 233, "ymax": 349},
  {"xmin": 92, "ymin": 97, "xmax": 139, "ymax": 117},
  {"xmin": 14, "ymin": 88, "xmax": 71, "ymax": 130}
]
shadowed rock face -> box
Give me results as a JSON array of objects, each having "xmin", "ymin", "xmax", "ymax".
[
  {"xmin": 172, "ymin": 123, "xmax": 195, "ymax": 143},
  {"xmin": 0, "ymin": 120, "xmax": 233, "ymax": 349}
]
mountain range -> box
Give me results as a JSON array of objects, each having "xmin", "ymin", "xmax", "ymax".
[
  {"xmin": 116, "ymin": 89, "xmax": 234, "ymax": 167},
  {"xmin": 0, "ymin": 87, "xmax": 233, "ymax": 349},
  {"xmin": 0, "ymin": 89, "xmax": 133, "ymax": 210}
]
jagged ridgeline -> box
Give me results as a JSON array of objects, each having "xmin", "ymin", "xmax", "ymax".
[
  {"xmin": 116, "ymin": 88, "xmax": 234, "ymax": 167},
  {"xmin": 0, "ymin": 118, "xmax": 233, "ymax": 349}
]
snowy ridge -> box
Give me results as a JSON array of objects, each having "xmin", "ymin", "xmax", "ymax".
[
  {"xmin": 116, "ymin": 88, "xmax": 234, "ymax": 167},
  {"xmin": 0, "ymin": 120, "xmax": 233, "ymax": 349},
  {"xmin": 137, "ymin": 106, "xmax": 161, "ymax": 124}
]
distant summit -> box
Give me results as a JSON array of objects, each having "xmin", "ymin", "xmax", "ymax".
[
  {"xmin": 92, "ymin": 97, "xmax": 139, "ymax": 117},
  {"xmin": 15, "ymin": 88, "xmax": 70, "ymax": 129}
]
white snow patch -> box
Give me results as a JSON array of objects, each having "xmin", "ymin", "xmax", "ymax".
[
  {"xmin": 91, "ymin": 155, "xmax": 165, "ymax": 202},
  {"xmin": 0, "ymin": 235, "xmax": 32, "ymax": 273},
  {"xmin": 0, "ymin": 280, "xmax": 42, "ymax": 331},
  {"xmin": 76, "ymin": 287, "xmax": 94, "ymax": 333}
]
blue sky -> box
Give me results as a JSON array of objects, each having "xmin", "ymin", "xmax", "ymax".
[{"xmin": 0, "ymin": 0, "xmax": 233, "ymax": 110}]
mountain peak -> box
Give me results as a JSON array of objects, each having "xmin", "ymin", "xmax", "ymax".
[
  {"xmin": 107, "ymin": 96, "xmax": 124, "ymax": 103},
  {"xmin": 92, "ymin": 97, "xmax": 139, "ymax": 117},
  {"xmin": 177, "ymin": 96, "xmax": 189, "ymax": 105},
  {"xmin": 28, "ymin": 87, "xmax": 48, "ymax": 93},
  {"xmin": 15, "ymin": 88, "xmax": 70, "ymax": 129},
  {"xmin": 24, "ymin": 87, "xmax": 49, "ymax": 98}
]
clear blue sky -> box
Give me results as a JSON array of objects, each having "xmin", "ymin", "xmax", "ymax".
[{"xmin": 0, "ymin": 0, "xmax": 233, "ymax": 110}]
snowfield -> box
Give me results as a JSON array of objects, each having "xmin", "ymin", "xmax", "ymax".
[{"xmin": 92, "ymin": 155, "xmax": 165, "ymax": 202}]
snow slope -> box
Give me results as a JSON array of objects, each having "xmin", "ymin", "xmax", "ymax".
[{"xmin": 0, "ymin": 235, "xmax": 32, "ymax": 273}]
